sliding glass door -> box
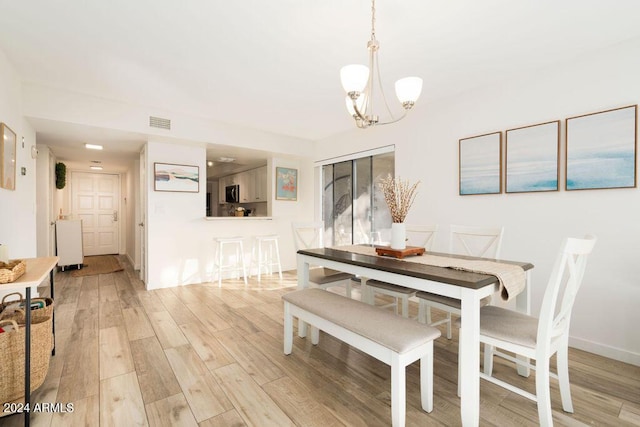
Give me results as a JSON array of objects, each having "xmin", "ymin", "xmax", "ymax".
[{"xmin": 322, "ymin": 151, "xmax": 394, "ymax": 246}]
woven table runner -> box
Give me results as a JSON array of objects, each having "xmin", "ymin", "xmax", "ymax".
[{"xmin": 331, "ymin": 245, "xmax": 525, "ymax": 301}]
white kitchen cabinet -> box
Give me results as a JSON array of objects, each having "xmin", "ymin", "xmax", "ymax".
[
  {"xmin": 218, "ymin": 176, "xmax": 228, "ymax": 203},
  {"xmin": 218, "ymin": 166, "xmax": 267, "ymax": 205},
  {"xmin": 239, "ymin": 171, "xmax": 251, "ymax": 203},
  {"xmin": 254, "ymin": 166, "xmax": 267, "ymax": 201},
  {"xmin": 56, "ymin": 219, "xmax": 84, "ymax": 271},
  {"xmin": 240, "ymin": 169, "xmax": 255, "ymax": 202}
]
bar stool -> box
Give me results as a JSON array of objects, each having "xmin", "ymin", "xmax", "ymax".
[
  {"xmin": 250, "ymin": 234, "xmax": 283, "ymax": 281},
  {"xmin": 213, "ymin": 237, "xmax": 248, "ymax": 287}
]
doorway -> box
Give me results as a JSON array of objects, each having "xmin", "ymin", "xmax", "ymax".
[{"xmin": 71, "ymin": 172, "xmax": 121, "ymax": 256}]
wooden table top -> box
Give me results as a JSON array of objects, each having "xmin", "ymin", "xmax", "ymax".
[
  {"xmin": 298, "ymin": 248, "xmax": 533, "ymax": 290},
  {"xmin": 0, "ymin": 257, "xmax": 59, "ymax": 292}
]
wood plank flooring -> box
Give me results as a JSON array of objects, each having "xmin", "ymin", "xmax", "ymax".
[{"xmin": 3, "ymin": 256, "xmax": 639, "ymax": 426}]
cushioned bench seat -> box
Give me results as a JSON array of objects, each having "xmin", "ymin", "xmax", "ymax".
[{"xmin": 283, "ymin": 288, "xmax": 441, "ymax": 427}]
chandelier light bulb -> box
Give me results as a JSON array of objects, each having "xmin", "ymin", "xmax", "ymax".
[
  {"xmin": 395, "ymin": 77, "xmax": 423, "ymax": 105},
  {"xmin": 340, "ymin": 64, "xmax": 369, "ymax": 94}
]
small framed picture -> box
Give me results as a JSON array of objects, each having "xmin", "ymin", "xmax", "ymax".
[
  {"xmin": 459, "ymin": 132, "xmax": 502, "ymax": 195},
  {"xmin": 0, "ymin": 123, "xmax": 16, "ymax": 191},
  {"xmin": 154, "ymin": 163, "xmax": 199, "ymax": 192},
  {"xmin": 566, "ymin": 105, "xmax": 637, "ymax": 190},
  {"xmin": 506, "ymin": 120, "xmax": 560, "ymax": 193},
  {"xmin": 276, "ymin": 167, "xmax": 297, "ymax": 201}
]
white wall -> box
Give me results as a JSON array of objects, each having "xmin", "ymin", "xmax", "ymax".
[
  {"xmin": 315, "ymin": 39, "xmax": 640, "ymax": 365},
  {"xmin": 35, "ymin": 145, "xmax": 54, "ymax": 257},
  {"xmin": 0, "ymin": 49, "xmax": 37, "ymax": 259},
  {"xmin": 146, "ymin": 141, "xmax": 207, "ymax": 288},
  {"xmin": 22, "ymin": 83, "xmax": 313, "ymax": 158},
  {"xmin": 144, "ymin": 141, "xmax": 314, "ymax": 290}
]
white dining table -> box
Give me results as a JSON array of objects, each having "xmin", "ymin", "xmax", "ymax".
[{"xmin": 296, "ymin": 247, "xmax": 533, "ymax": 427}]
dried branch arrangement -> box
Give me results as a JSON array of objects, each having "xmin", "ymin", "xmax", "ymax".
[{"xmin": 379, "ymin": 174, "xmax": 420, "ymax": 223}]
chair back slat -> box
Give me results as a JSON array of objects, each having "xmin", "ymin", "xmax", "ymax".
[
  {"xmin": 292, "ymin": 222, "xmax": 324, "ymax": 250},
  {"xmin": 449, "ymin": 225, "xmax": 504, "ymax": 258},
  {"xmin": 406, "ymin": 225, "xmax": 439, "ymax": 250},
  {"xmin": 538, "ymin": 235, "xmax": 597, "ymax": 350}
]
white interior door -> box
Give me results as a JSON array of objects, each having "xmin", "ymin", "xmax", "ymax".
[{"xmin": 72, "ymin": 172, "xmax": 120, "ymax": 256}]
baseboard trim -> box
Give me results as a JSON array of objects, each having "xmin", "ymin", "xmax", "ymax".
[
  {"xmin": 125, "ymin": 253, "xmax": 140, "ymax": 270},
  {"xmin": 569, "ymin": 336, "xmax": 640, "ymax": 367}
]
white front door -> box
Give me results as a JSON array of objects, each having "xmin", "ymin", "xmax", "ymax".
[{"xmin": 72, "ymin": 172, "xmax": 120, "ymax": 256}]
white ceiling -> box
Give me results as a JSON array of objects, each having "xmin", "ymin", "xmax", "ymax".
[{"xmin": 1, "ymin": 1, "xmax": 640, "ymax": 174}]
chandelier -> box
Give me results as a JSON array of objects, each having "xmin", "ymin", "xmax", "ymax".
[{"xmin": 340, "ymin": 0, "xmax": 423, "ymax": 129}]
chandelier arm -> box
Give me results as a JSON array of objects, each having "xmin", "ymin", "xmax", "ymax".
[
  {"xmin": 351, "ymin": 99, "xmax": 369, "ymax": 124},
  {"xmin": 376, "ymin": 111, "xmax": 408, "ymax": 126},
  {"xmin": 374, "ymin": 49, "xmax": 397, "ymax": 121}
]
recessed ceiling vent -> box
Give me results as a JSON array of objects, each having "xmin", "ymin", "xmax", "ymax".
[{"xmin": 149, "ymin": 116, "xmax": 171, "ymax": 130}]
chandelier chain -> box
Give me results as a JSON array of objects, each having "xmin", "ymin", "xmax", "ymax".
[{"xmin": 371, "ymin": 0, "xmax": 376, "ymax": 40}]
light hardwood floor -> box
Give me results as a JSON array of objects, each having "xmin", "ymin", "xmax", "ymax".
[{"xmin": 3, "ymin": 256, "xmax": 639, "ymax": 426}]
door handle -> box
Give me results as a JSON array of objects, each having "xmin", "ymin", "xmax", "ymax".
[
  {"xmin": 138, "ymin": 222, "xmax": 144, "ymax": 227},
  {"xmin": 113, "ymin": 211, "xmax": 118, "ymax": 222}
]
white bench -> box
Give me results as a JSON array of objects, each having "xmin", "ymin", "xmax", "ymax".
[{"xmin": 282, "ymin": 288, "xmax": 441, "ymax": 427}]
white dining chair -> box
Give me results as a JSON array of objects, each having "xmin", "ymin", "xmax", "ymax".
[
  {"xmin": 361, "ymin": 225, "xmax": 439, "ymax": 317},
  {"xmin": 292, "ymin": 221, "xmax": 354, "ymax": 297},
  {"xmin": 475, "ymin": 235, "xmax": 597, "ymax": 425},
  {"xmin": 417, "ymin": 225, "xmax": 504, "ymax": 338}
]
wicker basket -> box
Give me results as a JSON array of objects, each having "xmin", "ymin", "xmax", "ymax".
[
  {"xmin": 0, "ymin": 316, "xmax": 52, "ymax": 403},
  {"xmin": 0, "ymin": 293, "xmax": 54, "ymax": 324},
  {"xmin": 0, "ymin": 260, "xmax": 26, "ymax": 284}
]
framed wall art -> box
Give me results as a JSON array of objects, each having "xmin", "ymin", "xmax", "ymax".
[
  {"xmin": 154, "ymin": 162, "xmax": 199, "ymax": 192},
  {"xmin": 0, "ymin": 123, "xmax": 16, "ymax": 191},
  {"xmin": 276, "ymin": 167, "xmax": 297, "ymax": 200},
  {"xmin": 566, "ymin": 105, "xmax": 637, "ymax": 190},
  {"xmin": 459, "ymin": 132, "xmax": 502, "ymax": 195},
  {"xmin": 505, "ymin": 120, "xmax": 559, "ymax": 193}
]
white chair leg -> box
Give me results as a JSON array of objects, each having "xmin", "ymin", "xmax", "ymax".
[
  {"xmin": 273, "ymin": 239, "xmax": 283, "ymax": 280},
  {"xmin": 298, "ymin": 318, "xmax": 307, "ymax": 338},
  {"xmin": 267, "ymin": 242, "xmax": 272, "ymax": 275},
  {"xmin": 283, "ymin": 302, "xmax": 293, "ymax": 354},
  {"xmin": 249, "ymin": 239, "xmax": 256, "ymax": 278},
  {"xmin": 483, "ymin": 343, "xmax": 494, "ymax": 376},
  {"xmin": 345, "ymin": 280, "xmax": 352, "ymax": 298},
  {"xmin": 557, "ymin": 342, "xmax": 574, "ymax": 412},
  {"xmin": 420, "ymin": 343, "xmax": 434, "ymax": 413},
  {"xmin": 257, "ymin": 241, "xmax": 263, "ymax": 282},
  {"xmin": 239, "ymin": 242, "xmax": 248, "ymax": 285},
  {"xmin": 217, "ymin": 243, "xmax": 223, "ymax": 287},
  {"xmin": 401, "ymin": 296, "xmax": 409, "ymax": 318},
  {"xmin": 417, "ymin": 300, "xmax": 426, "ymax": 324},
  {"xmin": 445, "ymin": 312, "xmax": 452, "ymax": 339},
  {"xmin": 362, "ymin": 283, "xmax": 374, "ymax": 305},
  {"xmin": 390, "ymin": 355, "xmax": 406, "ymax": 427},
  {"xmin": 536, "ymin": 357, "xmax": 553, "ymax": 427},
  {"xmin": 426, "ymin": 305, "xmax": 433, "ymax": 324},
  {"xmin": 310, "ymin": 326, "xmax": 320, "ymax": 345}
]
